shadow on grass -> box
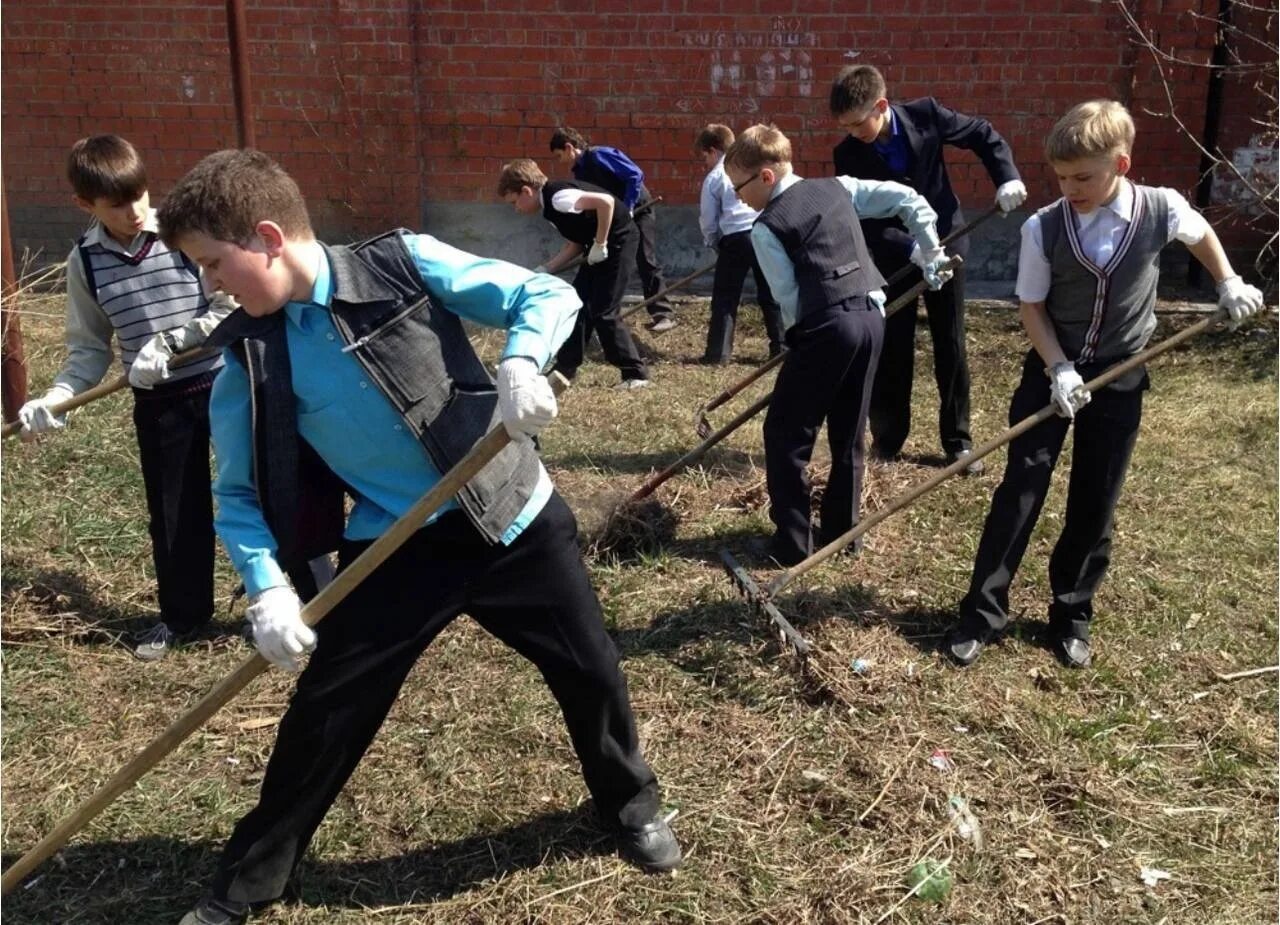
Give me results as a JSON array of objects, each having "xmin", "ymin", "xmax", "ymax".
[
  {"xmin": 2, "ymin": 806, "xmax": 611, "ymax": 923},
  {"xmin": 0, "ymin": 555, "xmax": 242, "ymax": 653}
]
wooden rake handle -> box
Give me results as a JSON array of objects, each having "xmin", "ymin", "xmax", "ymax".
[
  {"xmin": 879, "ymin": 203, "xmax": 1000, "ymax": 290},
  {"xmin": 2, "ymin": 346, "xmax": 219, "ymax": 440},
  {"xmin": 618, "ymin": 260, "xmax": 717, "ymax": 323},
  {"xmin": 0, "ymin": 371, "xmax": 570, "ymax": 894},
  {"xmin": 763, "ymin": 310, "xmax": 1230, "ymax": 598}
]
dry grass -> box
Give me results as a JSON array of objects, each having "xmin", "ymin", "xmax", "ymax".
[{"xmin": 2, "ymin": 291, "xmax": 1276, "ymax": 924}]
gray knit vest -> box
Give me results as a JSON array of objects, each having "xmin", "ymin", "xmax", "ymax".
[
  {"xmin": 1038, "ymin": 185, "xmax": 1168, "ymax": 362},
  {"xmin": 78, "ymin": 230, "xmax": 223, "ymax": 381},
  {"xmin": 756, "ymin": 177, "xmax": 885, "ymax": 318}
]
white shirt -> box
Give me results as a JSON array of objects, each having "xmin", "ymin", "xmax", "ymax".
[
  {"xmin": 699, "ymin": 154, "xmax": 760, "ymax": 247},
  {"xmin": 1016, "ymin": 180, "xmax": 1209, "ymax": 302}
]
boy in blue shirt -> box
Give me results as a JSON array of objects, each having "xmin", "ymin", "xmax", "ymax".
[
  {"xmin": 696, "ymin": 123, "xmax": 783, "ymax": 364},
  {"xmin": 945, "ymin": 101, "xmax": 1263, "ymax": 669},
  {"xmin": 157, "ymin": 149, "xmax": 679, "ymax": 925},
  {"xmin": 550, "ymin": 127, "xmax": 677, "ymax": 332},
  {"xmin": 724, "ymin": 124, "xmax": 952, "ymax": 565}
]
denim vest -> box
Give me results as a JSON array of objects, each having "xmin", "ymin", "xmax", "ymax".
[{"xmin": 207, "ymin": 230, "xmax": 543, "ymax": 573}]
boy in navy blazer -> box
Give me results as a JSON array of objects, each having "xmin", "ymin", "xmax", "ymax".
[{"xmin": 831, "ymin": 65, "xmax": 1027, "ymax": 474}]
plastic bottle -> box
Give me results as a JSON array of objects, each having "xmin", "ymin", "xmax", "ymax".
[{"xmin": 946, "ymin": 795, "xmax": 984, "ymax": 850}]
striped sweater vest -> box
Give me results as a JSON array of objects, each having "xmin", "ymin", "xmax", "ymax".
[
  {"xmin": 77, "ymin": 228, "xmax": 223, "ymax": 382},
  {"xmin": 1038, "ymin": 185, "xmax": 1168, "ymax": 362}
]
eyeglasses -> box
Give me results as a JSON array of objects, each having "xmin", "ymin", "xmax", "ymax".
[{"xmin": 732, "ymin": 172, "xmax": 760, "ymax": 195}]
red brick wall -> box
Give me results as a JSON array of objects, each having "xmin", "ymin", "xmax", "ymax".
[{"xmin": 2, "ymin": 0, "xmax": 1271, "ymax": 271}]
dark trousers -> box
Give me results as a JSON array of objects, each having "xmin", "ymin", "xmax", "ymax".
[
  {"xmin": 634, "ymin": 193, "xmax": 672, "ymax": 320},
  {"xmin": 211, "ymin": 493, "xmax": 659, "ymax": 904},
  {"xmin": 869, "ymin": 264, "xmax": 971, "ymax": 457},
  {"xmin": 704, "ymin": 231, "xmax": 784, "ymax": 361},
  {"xmin": 959, "ymin": 353, "xmax": 1146, "ymax": 641},
  {"xmin": 763, "ymin": 296, "xmax": 884, "ymax": 562},
  {"xmin": 554, "ymin": 227, "xmax": 648, "ymax": 382},
  {"xmin": 132, "ymin": 374, "xmax": 216, "ymax": 633}
]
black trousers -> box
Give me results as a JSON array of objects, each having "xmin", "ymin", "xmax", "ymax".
[
  {"xmin": 132, "ymin": 373, "xmax": 216, "ymax": 633},
  {"xmin": 211, "ymin": 493, "xmax": 659, "ymax": 904},
  {"xmin": 554, "ymin": 227, "xmax": 648, "ymax": 382},
  {"xmin": 869, "ymin": 263, "xmax": 971, "ymax": 457},
  {"xmin": 704, "ymin": 231, "xmax": 784, "ymax": 361},
  {"xmin": 634, "ymin": 192, "xmax": 672, "ymax": 320},
  {"xmin": 763, "ymin": 297, "xmax": 884, "ymax": 562},
  {"xmin": 959, "ymin": 352, "xmax": 1147, "ymax": 641}
]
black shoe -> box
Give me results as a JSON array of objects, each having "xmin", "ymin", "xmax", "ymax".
[
  {"xmin": 869, "ymin": 445, "xmax": 901, "ymax": 463},
  {"xmin": 744, "ymin": 536, "xmax": 806, "ymax": 567},
  {"xmin": 616, "ymin": 815, "xmax": 682, "ymax": 873},
  {"xmin": 767, "ymin": 344, "xmax": 784, "ymax": 359},
  {"xmin": 947, "ymin": 448, "xmax": 985, "ymax": 476},
  {"xmin": 1054, "ymin": 635, "xmax": 1092, "ymax": 669},
  {"xmin": 944, "ymin": 622, "xmax": 990, "ymax": 667},
  {"xmin": 698, "ymin": 355, "xmax": 729, "ymax": 366},
  {"xmin": 179, "ymin": 897, "xmax": 251, "ymax": 925}
]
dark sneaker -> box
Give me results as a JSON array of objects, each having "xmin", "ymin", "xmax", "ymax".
[
  {"xmin": 647, "ymin": 316, "xmax": 677, "ymax": 333},
  {"xmin": 178, "ymin": 896, "xmax": 251, "ymax": 925},
  {"xmin": 947, "ymin": 448, "xmax": 985, "ymax": 476},
  {"xmin": 616, "ymin": 814, "xmax": 682, "ymax": 873},
  {"xmin": 698, "ymin": 355, "xmax": 729, "ymax": 366},
  {"xmin": 744, "ymin": 536, "xmax": 807, "ymax": 568},
  {"xmin": 134, "ymin": 622, "xmax": 176, "ymax": 662}
]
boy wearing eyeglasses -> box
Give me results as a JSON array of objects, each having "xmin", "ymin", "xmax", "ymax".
[{"xmin": 724, "ymin": 124, "xmax": 951, "ymax": 565}]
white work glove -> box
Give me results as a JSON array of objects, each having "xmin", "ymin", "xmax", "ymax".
[
  {"xmin": 129, "ymin": 333, "xmax": 173, "ymax": 389},
  {"xmin": 995, "ymin": 179, "xmax": 1028, "ymax": 213},
  {"xmin": 496, "ymin": 356, "xmax": 557, "ymax": 442},
  {"xmin": 909, "ymin": 244, "xmax": 954, "ymax": 290},
  {"xmin": 532, "ymin": 264, "xmax": 549, "ymax": 274},
  {"xmin": 1047, "ymin": 361, "xmax": 1091, "ymax": 419},
  {"xmin": 1216, "ymin": 275, "xmax": 1264, "ymax": 329},
  {"xmin": 246, "ymin": 586, "xmax": 315, "ymax": 672},
  {"xmin": 17, "ymin": 384, "xmax": 75, "ymax": 443},
  {"xmin": 587, "ymin": 241, "xmax": 609, "ymax": 265}
]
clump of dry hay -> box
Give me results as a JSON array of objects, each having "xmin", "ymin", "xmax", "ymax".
[{"xmin": 581, "ymin": 493, "xmax": 681, "ymax": 561}]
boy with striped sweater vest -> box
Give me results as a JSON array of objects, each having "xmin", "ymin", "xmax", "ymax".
[
  {"xmin": 499, "ymin": 158, "xmax": 651, "ymax": 389},
  {"xmin": 946, "ymin": 101, "xmax": 1264, "ymax": 669},
  {"xmin": 159, "ymin": 150, "xmax": 678, "ymax": 924},
  {"xmin": 17, "ymin": 135, "xmax": 233, "ymax": 660},
  {"xmin": 723, "ymin": 125, "xmax": 952, "ymax": 566}
]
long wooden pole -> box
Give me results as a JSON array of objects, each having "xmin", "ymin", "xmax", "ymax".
[
  {"xmin": 0, "ymin": 373, "xmax": 569, "ymax": 894},
  {"xmin": 762, "ymin": 311, "xmax": 1230, "ymax": 598},
  {"xmin": 2, "ymin": 346, "xmax": 218, "ymax": 440}
]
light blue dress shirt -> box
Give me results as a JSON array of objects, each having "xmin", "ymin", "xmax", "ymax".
[
  {"xmin": 699, "ymin": 154, "xmax": 761, "ymax": 248},
  {"xmin": 210, "ymin": 232, "xmax": 580, "ymax": 596},
  {"xmin": 750, "ymin": 173, "xmax": 941, "ymax": 330}
]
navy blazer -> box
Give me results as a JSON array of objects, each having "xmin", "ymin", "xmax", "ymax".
[{"xmin": 832, "ymin": 97, "xmax": 1020, "ymax": 272}]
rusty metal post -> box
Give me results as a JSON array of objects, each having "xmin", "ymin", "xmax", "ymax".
[
  {"xmin": 226, "ymin": 0, "xmax": 257, "ymax": 148},
  {"xmin": 1, "ymin": 177, "xmax": 28, "ymax": 423}
]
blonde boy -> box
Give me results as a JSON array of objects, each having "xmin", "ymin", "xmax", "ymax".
[{"xmin": 946, "ymin": 100, "xmax": 1264, "ymax": 669}]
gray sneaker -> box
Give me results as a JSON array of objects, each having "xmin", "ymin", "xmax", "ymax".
[
  {"xmin": 614, "ymin": 378, "xmax": 652, "ymax": 391},
  {"xmin": 133, "ymin": 622, "xmax": 176, "ymax": 661},
  {"xmin": 647, "ymin": 316, "xmax": 677, "ymax": 333}
]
